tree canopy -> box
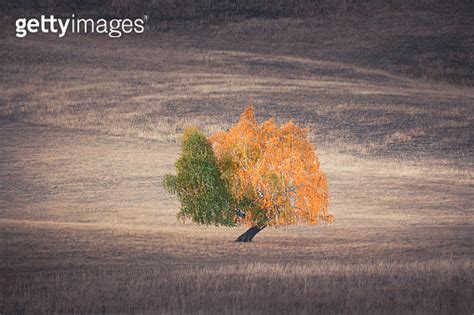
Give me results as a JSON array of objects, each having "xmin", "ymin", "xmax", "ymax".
[
  {"xmin": 163, "ymin": 128, "xmax": 236, "ymax": 226},
  {"xmin": 164, "ymin": 107, "xmax": 333, "ymax": 232},
  {"xmin": 211, "ymin": 107, "xmax": 332, "ymax": 226}
]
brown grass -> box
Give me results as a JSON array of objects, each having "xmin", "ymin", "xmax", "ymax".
[
  {"xmin": 1, "ymin": 10, "xmax": 473, "ymax": 314},
  {"xmin": 4, "ymin": 260, "xmax": 472, "ymax": 314},
  {"xmin": 1, "ymin": 121, "xmax": 472, "ymax": 313},
  {"xmin": 1, "ymin": 11, "xmax": 472, "ymax": 156}
]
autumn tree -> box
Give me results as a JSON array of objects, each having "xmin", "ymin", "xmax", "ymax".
[{"xmin": 164, "ymin": 107, "xmax": 333, "ymax": 242}]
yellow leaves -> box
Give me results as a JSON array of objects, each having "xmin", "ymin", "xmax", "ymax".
[{"xmin": 210, "ymin": 106, "xmax": 333, "ymax": 227}]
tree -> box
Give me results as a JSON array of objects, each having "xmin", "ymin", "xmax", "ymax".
[{"xmin": 164, "ymin": 107, "xmax": 333, "ymax": 242}]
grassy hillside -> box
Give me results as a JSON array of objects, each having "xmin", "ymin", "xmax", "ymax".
[
  {"xmin": 3, "ymin": 1, "xmax": 473, "ymax": 86},
  {"xmin": 1, "ymin": 6, "xmax": 473, "ymax": 314},
  {"xmin": 1, "ymin": 122, "xmax": 473, "ymax": 313},
  {"xmin": 2, "ymin": 14, "xmax": 473, "ymax": 163}
]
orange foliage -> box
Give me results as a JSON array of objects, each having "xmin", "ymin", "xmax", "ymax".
[{"xmin": 210, "ymin": 107, "xmax": 333, "ymax": 226}]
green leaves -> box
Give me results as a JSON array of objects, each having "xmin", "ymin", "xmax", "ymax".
[{"xmin": 163, "ymin": 128, "xmax": 237, "ymax": 227}]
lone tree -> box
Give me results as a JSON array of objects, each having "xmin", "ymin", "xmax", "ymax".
[{"xmin": 164, "ymin": 107, "xmax": 333, "ymax": 242}]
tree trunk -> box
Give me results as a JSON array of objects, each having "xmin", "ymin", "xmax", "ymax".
[{"xmin": 235, "ymin": 225, "xmax": 266, "ymax": 242}]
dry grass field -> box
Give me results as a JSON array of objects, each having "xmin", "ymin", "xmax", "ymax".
[{"xmin": 1, "ymin": 9, "xmax": 473, "ymax": 314}]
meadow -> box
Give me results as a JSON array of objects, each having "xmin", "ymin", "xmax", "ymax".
[{"xmin": 1, "ymin": 7, "xmax": 473, "ymax": 314}]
